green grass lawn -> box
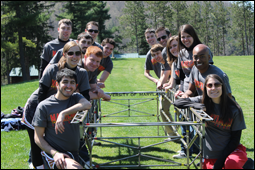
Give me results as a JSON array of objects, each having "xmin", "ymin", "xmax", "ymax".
[{"xmin": 1, "ymin": 56, "xmax": 254, "ymax": 169}]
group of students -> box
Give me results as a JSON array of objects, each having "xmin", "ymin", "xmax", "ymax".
[
  {"xmin": 143, "ymin": 24, "xmax": 248, "ymax": 169},
  {"xmin": 21, "ymin": 19, "xmax": 116, "ymax": 169},
  {"xmin": 20, "ymin": 18, "xmax": 248, "ymax": 169}
]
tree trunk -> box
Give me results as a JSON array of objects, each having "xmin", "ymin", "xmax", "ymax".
[
  {"xmin": 222, "ymin": 27, "xmax": 225, "ymax": 56},
  {"xmin": 243, "ymin": 1, "xmax": 249, "ymax": 55},
  {"xmin": 241, "ymin": 32, "xmax": 245, "ymax": 55},
  {"xmin": 16, "ymin": 6, "xmax": 30, "ymax": 82}
]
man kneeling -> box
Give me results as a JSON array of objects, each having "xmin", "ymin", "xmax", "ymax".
[{"xmin": 33, "ymin": 68, "xmax": 91, "ymax": 169}]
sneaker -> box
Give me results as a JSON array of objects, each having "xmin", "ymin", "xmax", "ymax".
[
  {"xmin": 173, "ymin": 152, "xmax": 192, "ymax": 159},
  {"xmin": 29, "ymin": 162, "xmax": 34, "ymax": 169},
  {"xmin": 164, "ymin": 138, "xmax": 171, "ymax": 141},
  {"xmin": 84, "ymin": 161, "xmax": 96, "ymax": 169},
  {"xmin": 176, "ymin": 150, "xmax": 182, "ymax": 153}
]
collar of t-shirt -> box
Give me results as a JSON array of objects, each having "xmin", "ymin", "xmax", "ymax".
[{"xmin": 58, "ymin": 36, "xmax": 70, "ymax": 43}]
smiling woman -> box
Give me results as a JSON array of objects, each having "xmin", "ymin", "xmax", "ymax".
[{"xmin": 201, "ymin": 74, "xmax": 248, "ymax": 169}]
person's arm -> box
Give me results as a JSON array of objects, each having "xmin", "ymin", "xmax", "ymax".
[
  {"xmin": 38, "ymin": 83, "xmax": 50, "ymax": 103},
  {"xmin": 89, "ymin": 83, "xmax": 111, "ymax": 101},
  {"xmin": 163, "ymin": 65, "xmax": 176, "ymax": 90},
  {"xmin": 144, "ymin": 70, "xmax": 159, "ymax": 85},
  {"xmin": 80, "ymin": 89, "xmax": 90, "ymax": 101},
  {"xmin": 213, "ymin": 130, "xmax": 242, "ymax": 169},
  {"xmin": 39, "ymin": 59, "xmax": 49, "ymax": 79},
  {"xmin": 157, "ymin": 70, "xmax": 170, "ymax": 89},
  {"xmin": 97, "ymin": 70, "xmax": 110, "ymax": 88},
  {"xmin": 181, "ymin": 83, "xmax": 196, "ymax": 98},
  {"xmin": 34, "ymin": 126, "xmax": 71, "ymax": 169},
  {"xmin": 55, "ymin": 97, "xmax": 92, "ymax": 134}
]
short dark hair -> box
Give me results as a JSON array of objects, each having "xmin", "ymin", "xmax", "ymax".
[
  {"xmin": 56, "ymin": 68, "xmax": 77, "ymax": 84},
  {"xmin": 77, "ymin": 32, "xmax": 93, "ymax": 42},
  {"xmin": 58, "ymin": 19, "xmax": 72, "ymax": 27},
  {"xmin": 155, "ymin": 27, "xmax": 170, "ymax": 36},
  {"xmin": 150, "ymin": 43, "xmax": 164, "ymax": 53},
  {"xmin": 144, "ymin": 28, "xmax": 155, "ymax": 36},
  {"xmin": 86, "ymin": 21, "xmax": 99, "ymax": 30},
  {"xmin": 101, "ymin": 38, "xmax": 116, "ymax": 48}
]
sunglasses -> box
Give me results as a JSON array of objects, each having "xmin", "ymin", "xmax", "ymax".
[
  {"xmin": 157, "ymin": 35, "xmax": 167, "ymax": 41},
  {"xmin": 67, "ymin": 51, "xmax": 81, "ymax": 56},
  {"xmin": 88, "ymin": 29, "xmax": 98, "ymax": 33},
  {"xmin": 206, "ymin": 82, "xmax": 222, "ymax": 88}
]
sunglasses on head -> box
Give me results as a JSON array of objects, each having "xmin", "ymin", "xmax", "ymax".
[
  {"xmin": 157, "ymin": 35, "xmax": 167, "ymax": 41},
  {"xmin": 67, "ymin": 51, "xmax": 81, "ymax": 56},
  {"xmin": 206, "ymin": 82, "xmax": 222, "ymax": 88},
  {"xmin": 88, "ymin": 29, "xmax": 98, "ymax": 33}
]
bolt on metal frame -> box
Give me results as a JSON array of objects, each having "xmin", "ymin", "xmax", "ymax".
[{"xmin": 71, "ymin": 90, "xmax": 213, "ymax": 169}]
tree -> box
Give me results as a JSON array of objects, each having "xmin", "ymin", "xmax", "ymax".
[
  {"xmin": 2, "ymin": 1, "xmax": 54, "ymax": 82},
  {"xmin": 56, "ymin": 1, "xmax": 112, "ymax": 43},
  {"xmin": 170, "ymin": 1, "xmax": 188, "ymax": 34},
  {"xmin": 119, "ymin": 1, "xmax": 148, "ymax": 54},
  {"xmin": 201, "ymin": 2, "xmax": 213, "ymax": 46}
]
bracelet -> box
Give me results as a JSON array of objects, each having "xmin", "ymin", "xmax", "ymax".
[{"xmin": 52, "ymin": 150, "xmax": 58, "ymax": 157}]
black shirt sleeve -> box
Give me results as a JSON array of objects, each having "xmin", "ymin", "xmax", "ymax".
[
  {"xmin": 38, "ymin": 83, "xmax": 50, "ymax": 103},
  {"xmin": 39, "ymin": 59, "xmax": 49, "ymax": 79},
  {"xmin": 80, "ymin": 89, "xmax": 90, "ymax": 101}
]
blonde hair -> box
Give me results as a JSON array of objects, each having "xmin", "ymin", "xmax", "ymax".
[{"xmin": 166, "ymin": 35, "xmax": 179, "ymax": 67}]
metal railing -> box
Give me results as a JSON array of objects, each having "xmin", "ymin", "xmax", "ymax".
[{"xmin": 71, "ymin": 89, "xmax": 213, "ymax": 169}]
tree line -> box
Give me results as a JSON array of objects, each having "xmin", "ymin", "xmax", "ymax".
[
  {"xmin": 1, "ymin": 1, "xmax": 254, "ymax": 84},
  {"xmin": 118, "ymin": 1, "xmax": 254, "ymax": 56}
]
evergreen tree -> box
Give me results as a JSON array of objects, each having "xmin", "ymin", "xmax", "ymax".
[
  {"xmin": 201, "ymin": 2, "xmax": 213, "ymax": 46},
  {"xmin": 1, "ymin": 1, "xmax": 54, "ymax": 82},
  {"xmin": 56, "ymin": 1, "xmax": 112, "ymax": 43},
  {"xmin": 119, "ymin": 1, "xmax": 148, "ymax": 54},
  {"xmin": 170, "ymin": 1, "xmax": 188, "ymax": 33}
]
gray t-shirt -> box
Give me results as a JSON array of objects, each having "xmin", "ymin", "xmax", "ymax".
[
  {"xmin": 29, "ymin": 64, "xmax": 90, "ymax": 104},
  {"xmin": 144, "ymin": 50, "xmax": 161, "ymax": 79},
  {"xmin": 189, "ymin": 65, "xmax": 232, "ymax": 96},
  {"xmin": 175, "ymin": 48, "xmax": 214, "ymax": 92},
  {"xmin": 41, "ymin": 38, "xmax": 73, "ymax": 63},
  {"xmin": 96, "ymin": 56, "xmax": 113, "ymax": 76},
  {"xmin": 32, "ymin": 93, "xmax": 84, "ymax": 153},
  {"xmin": 203, "ymin": 103, "xmax": 246, "ymax": 159},
  {"xmin": 49, "ymin": 48, "xmax": 64, "ymax": 64},
  {"xmin": 160, "ymin": 47, "xmax": 171, "ymax": 71}
]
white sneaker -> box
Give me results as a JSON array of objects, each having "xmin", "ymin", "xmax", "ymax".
[
  {"xmin": 84, "ymin": 161, "xmax": 96, "ymax": 169},
  {"xmin": 177, "ymin": 150, "xmax": 182, "ymax": 153},
  {"xmin": 29, "ymin": 162, "xmax": 34, "ymax": 169},
  {"xmin": 164, "ymin": 138, "xmax": 171, "ymax": 141},
  {"xmin": 173, "ymin": 152, "xmax": 192, "ymax": 159}
]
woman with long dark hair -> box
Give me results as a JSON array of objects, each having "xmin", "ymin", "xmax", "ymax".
[{"xmin": 202, "ymin": 74, "xmax": 247, "ymax": 169}]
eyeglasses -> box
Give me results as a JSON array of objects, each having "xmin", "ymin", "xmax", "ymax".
[
  {"xmin": 88, "ymin": 29, "xmax": 98, "ymax": 33},
  {"xmin": 157, "ymin": 35, "xmax": 167, "ymax": 41},
  {"xmin": 67, "ymin": 51, "xmax": 81, "ymax": 56},
  {"xmin": 206, "ymin": 82, "xmax": 222, "ymax": 88},
  {"xmin": 81, "ymin": 40, "xmax": 92, "ymax": 45}
]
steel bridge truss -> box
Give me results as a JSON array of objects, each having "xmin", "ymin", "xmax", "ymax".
[{"xmin": 71, "ymin": 90, "xmax": 213, "ymax": 169}]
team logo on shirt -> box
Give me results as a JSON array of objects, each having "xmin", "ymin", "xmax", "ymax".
[
  {"xmin": 208, "ymin": 114, "xmax": 233, "ymax": 130},
  {"xmin": 151, "ymin": 58, "xmax": 157, "ymax": 65},
  {"xmin": 50, "ymin": 112, "xmax": 76, "ymax": 125},
  {"xmin": 52, "ymin": 50, "xmax": 56, "ymax": 57},
  {"xmin": 175, "ymin": 70, "xmax": 180, "ymax": 78},
  {"xmin": 51, "ymin": 79, "xmax": 57, "ymax": 89},
  {"xmin": 98, "ymin": 65, "xmax": 105, "ymax": 71},
  {"xmin": 194, "ymin": 79, "xmax": 204, "ymax": 92},
  {"xmin": 181, "ymin": 60, "xmax": 194, "ymax": 71}
]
